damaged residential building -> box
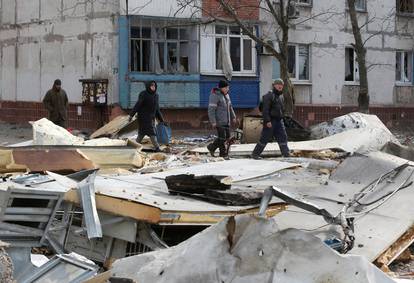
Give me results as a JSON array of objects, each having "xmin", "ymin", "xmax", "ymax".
[{"xmin": 0, "ymin": 0, "xmax": 413, "ymax": 129}]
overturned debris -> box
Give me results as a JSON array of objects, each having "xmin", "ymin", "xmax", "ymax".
[
  {"xmin": 90, "ymin": 115, "xmax": 138, "ymax": 139},
  {"xmin": 192, "ymin": 112, "xmax": 398, "ymax": 157},
  {"xmin": 108, "ymin": 215, "xmax": 395, "ymax": 283},
  {"xmin": 31, "ymin": 118, "xmax": 127, "ymax": 146}
]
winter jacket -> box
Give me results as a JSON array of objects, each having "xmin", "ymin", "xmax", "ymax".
[
  {"xmin": 130, "ymin": 81, "xmax": 164, "ymax": 136},
  {"xmin": 208, "ymin": 88, "xmax": 236, "ymax": 126},
  {"xmin": 262, "ymin": 89, "xmax": 284, "ymax": 123},
  {"xmin": 43, "ymin": 88, "xmax": 68, "ymax": 123}
]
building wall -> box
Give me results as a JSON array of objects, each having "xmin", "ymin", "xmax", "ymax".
[
  {"xmin": 260, "ymin": 0, "xmax": 414, "ymax": 106},
  {"xmin": 0, "ymin": 0, "xmax": 119, "ymax": 105},
  {"xmin": 0, "ymin": 0, "xmax": 120, "ymax": 128},
  {"xmin": 119, "ymin": 0, "xmax": 261, "ymax": 110}
]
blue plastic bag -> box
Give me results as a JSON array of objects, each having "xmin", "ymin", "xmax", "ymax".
[{"xmin": 156, "ymin": 123, "xmax": 172, "ymax": 145}]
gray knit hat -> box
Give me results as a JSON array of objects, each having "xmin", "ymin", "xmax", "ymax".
[{"xmin": 273, "ymin": 78, "xmax": 284, "ymax": 85}]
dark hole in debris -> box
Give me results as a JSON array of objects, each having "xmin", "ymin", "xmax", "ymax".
[
  {"xmin": 284, "ymin": 268, "xmax": 287, "ymax": 273},
  {"xmin": 358, "ymin": 244, "xmax": 364, "ymax": 248},
  {"xmin": 159, "ymin": 270, "xmax": 164, "ymax": 276},
  {"xmin": 11, "ymin": 198, "xmax": 49, "ymax": 208}
]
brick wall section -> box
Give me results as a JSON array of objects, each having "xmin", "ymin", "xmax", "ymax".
[
  {"xmin": 0, "ymin": 101, "xmax": 109, "ymax": 130},
  {"xmin": 202, "ymin": 0, "xmax": 260, "ymax": 20},
  {"xmin": 294, "ymin": 105, "xmax": 414, "ymax": 128},
  {"xmin": 1, "ymin": 100, "xmax": 414, "ymax": 131}
]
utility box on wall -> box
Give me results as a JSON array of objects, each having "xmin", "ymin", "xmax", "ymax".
[{"xmin": 79, "ymin": 79, "xmax": 109, "ymax": 106}]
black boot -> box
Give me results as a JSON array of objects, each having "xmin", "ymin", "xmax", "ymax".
[
  {"xmin": 279, "ymin": 143, "xmax": 290, "ymax": 157},
  {"xmin": 251, "ymin": 143, "xmax": 265, "ymax": 159},
  {"xmin": 207, "ymin": 143, "xmax": 217, "ymax": 157}
]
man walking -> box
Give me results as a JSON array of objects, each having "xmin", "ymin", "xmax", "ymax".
[
  {"xmin": 207, "ymin": 80, "xmax": 237, "ymax": 159},
  {"xmin": 251, "ymin": 79, "xmax": 290, "ymax": 159},
  {"xmin": 43, "ymin": 79, "xmax": 69, "ymax": 128},
  {"xmin": 129, "ymin": 81, "xmax": 164, "ymax": 152}
]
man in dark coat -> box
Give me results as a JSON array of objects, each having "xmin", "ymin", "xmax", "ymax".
[
  {"xmin": 207, "ymin": 80, "xmax": 237, "ymax": 159},
  {"xmin": 129, "ymin": 81, "xmax": 164, "ymax": 151},
  {"xmin": 251, "ymin": 78, "xmax": 290, "ymax": 159},
  {"xmin": 43, "ymin": 79, "xmax": 69, "ymax": 128}
]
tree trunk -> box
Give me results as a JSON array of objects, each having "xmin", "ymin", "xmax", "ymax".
[
  {"xmin": 347, "ymin": 0, "xmax": 370, "ymax": 113},
  {"xmin": 279, "ymin": 21, "xmax": 295, "ymax": 117},
  {"xmin": 280, "ymin": 59, "xmax": 294, "ymax": 117}
]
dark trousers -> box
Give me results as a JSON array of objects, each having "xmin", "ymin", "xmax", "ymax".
[
  {"xmin": 52, "ymin": 119, "xmax": 66, "ymax": 129},
  {"xmin": 137, "ymin": 132, "xmax": 160, "ymax": 149},
  {"xmin": 208, "ymin": 126, "xmax": 230, "ymax": 157},
  {"xmin": 252, "ymin": 118, "xmax": 290, "ymax": 157}
]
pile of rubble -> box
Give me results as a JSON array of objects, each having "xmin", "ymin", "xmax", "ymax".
[{"xmin": 1, "ymin": 112, "xmax": 414, "ymax": 282}]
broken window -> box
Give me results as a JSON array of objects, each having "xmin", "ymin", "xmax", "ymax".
[
  {"xmin": 288, "ymin": 44, "xmax": 310, "ymax": 80},
  {"xmin": 214, "ymin": 25, "xmax": 255, "ymax": 73},
  {"xmin": 396, "ymin": 51, "xmax": 413, "ymax": 83},
  {"xmin": 397, "ymin": 0, "xmax": 414, "ymax": 14},
  {"xmin": 345, "ymin": 47, "xmax": 359, "ymax": 82},
  {"xmin": 130, "ymin": 19, "xmax": 199, "ymax": 74},
  {"xmin": 355, "ymin": 0, "xmax": 367, "ymax": 11}
]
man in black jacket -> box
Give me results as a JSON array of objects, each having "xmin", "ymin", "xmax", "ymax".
[
  {"xmin": 251, "ymin": 79, "xmax": 290, "ymax": 159},
  {"xmin": 129, "ymin": 81, "xmax": 164, "ymax": 151}
]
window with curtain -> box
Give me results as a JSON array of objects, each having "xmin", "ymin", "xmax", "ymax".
[
  {"xmin": 213, "ymin": 25, "xmax": 255, "ymax": 73},
  {"xmin": 287, "ymin": 44, "xmax": 310, "ymax": 81}
]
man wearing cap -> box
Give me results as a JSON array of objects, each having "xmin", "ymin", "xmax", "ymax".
[
  {"xmin": 207, "ymin": 80, "xmax": 237, "ymax": 159},
  {"xmin": 43, "ymin": 79, "xmax": 69, "ymax": 128},
  {"xmin": 251, "ymin": 78, "xmax": 290, "ymax": 159}
]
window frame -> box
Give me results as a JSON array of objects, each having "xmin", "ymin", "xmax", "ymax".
[
  {"xmin": 396, "ymin": 0, "xmax": 414, "ymax": 16},
  {"xmin": 129, "ymin": 20, "xmax": 200, "ymax": 74},
  {"xmin": 287, "ymin": 43, "xmax": 311, "ymax": 82},
  {"xmin": 354, "ymin": 0, "xmax": 367, "ymax": 12},
  {"xmin": 213, "ymin": 24, "xmax": 257, "ymax": 75},
  {"xmin": 273, "ymin": 0, "xmax": 312, "ymax": 7},
  {"xmin": 344, "ymin": 47, "xmax": 359, "ymax": 84},
  {"xmin": 396, "ymin": 50, "xmax": 413, "ymax": 85}
]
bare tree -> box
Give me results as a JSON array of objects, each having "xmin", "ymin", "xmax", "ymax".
[
  {"xmin": 346, "ymin": 0, "xmax": 369, "ymax": 112},
  {"xmin": 175, "ymin": 0, "xmax": 336, "ymax": 117}
]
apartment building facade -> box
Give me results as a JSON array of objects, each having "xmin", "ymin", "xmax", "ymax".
[{"xmin": 0, "ymin": 0, "xmax": 413, "ymax": 129}]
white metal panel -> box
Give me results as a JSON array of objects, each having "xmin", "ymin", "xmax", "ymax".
[
  {"xmin": 40, "ymin": 41, "xmax": 63, "ymax": 100},
  {"xmin": 1, "ymin": 45, "xmax": 17, "ymax": 101},
  {"xmin": 200, "ymin": 27, "xmax": 215, "ymax": 73},
  {"xmin": 62, "ymin": 39, "xmax": 85, "ymax": 103},
  {"xmin": 17, "ymin": 43, "xmax": 41, "ymax": 101},
  {"xmin": 40, "ymin": 0, "xmax": 61, "ymax": 21},
  {"xmin": 16, "ymin": 0, "xmax": 39, "ymax": 24},
  {"xmin": 1, "ymin": 0, "xmax": 16, "ymax": 24}
]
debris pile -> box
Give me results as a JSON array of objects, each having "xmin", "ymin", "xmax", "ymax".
[
  {"xmin": 109, "ymin": 215, "xmax": 395, "ymax": 283},
  {"xmin": 1, "ymin": 113, "xmax": 414, "ymax": 282}
]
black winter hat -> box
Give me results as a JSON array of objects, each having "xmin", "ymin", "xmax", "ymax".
[
  {"xmin": 54, "ymin": 79, "xmax": 62, "ymax": 86},
  {"xmin": 218, "ymin": 80, "xmax": 229, "ymax": 88}
]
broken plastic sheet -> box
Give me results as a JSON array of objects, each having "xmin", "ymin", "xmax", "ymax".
[
  {"xmin": 31, "ymin": 118, "xmax": 127, "ymax": 146},
  {"xmin": 110, "ymin": 215, "xmax": 395, "ymax": 283},
  {"xmin": 309, "ymin": 112, "xmax": 393, "ymax": 139}
]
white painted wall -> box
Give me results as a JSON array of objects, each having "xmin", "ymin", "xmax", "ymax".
[
  {"xmin": 259, "ymin": 0, "xmax": 414, "ymax": 106},
  {"xmin": 0, "ymin": 0, "xmax": 120, "ymax": 104},
  {"xmin": 121, "ymin": 0, "xmax": 201, "ymax": 18}
]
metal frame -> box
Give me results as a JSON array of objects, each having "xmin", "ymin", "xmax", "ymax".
[{"xmin": 21, "ymin": 254, "xmax": 98, "ymax": 283}]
